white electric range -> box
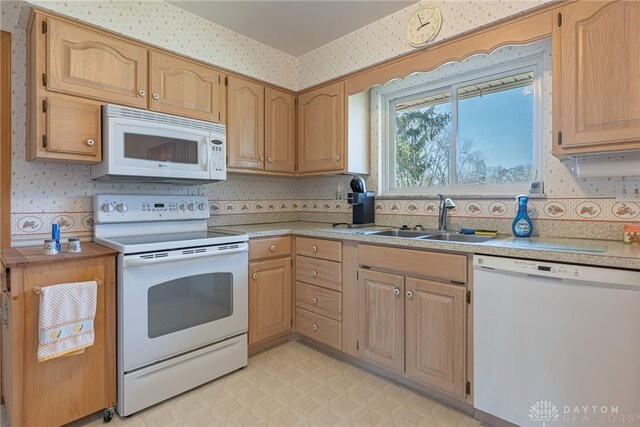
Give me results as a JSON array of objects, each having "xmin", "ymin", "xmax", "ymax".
[{"xmin": 94, "ymin": 194, "xmax": 248, "ymax": 417}]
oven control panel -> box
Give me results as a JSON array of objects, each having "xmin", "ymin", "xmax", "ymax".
[{"xmin": 94, "ymin": 194, "xmax": 210, "ymax": 223}]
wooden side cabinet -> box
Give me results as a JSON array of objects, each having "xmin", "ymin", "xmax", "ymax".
[
  {"xmin": 552, "ymin": 0, "xmax": 640, "ymax": 157},
  {"xmin": 0, "ymin": 243, "xmax": 117, "ymax": 427},
  {"xmin": 297, "ymin": 81, "xmax": 345, "ymax": 173},
  {"xmin": 248, "ymin": 237, "xmax": 292, "ymax": 348}
]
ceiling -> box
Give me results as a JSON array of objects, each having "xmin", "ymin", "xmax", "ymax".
[{"xmin": 167, "ymin": 1, "xmax": 418, "ymax": 57}]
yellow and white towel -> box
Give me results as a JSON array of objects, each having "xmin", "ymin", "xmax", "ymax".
[{"xmin": 37, "ymin": 280, "xmax": 97, "ymax": 362}]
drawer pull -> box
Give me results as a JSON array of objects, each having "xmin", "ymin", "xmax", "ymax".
[
  {"xmin": 270, "ymin": 245, "xmax": 276, "ymax": 252},
  {"xmin": 312, "ymin": 270, "xmax": 317, "ymax": 277},
  {"xmin": 394, "ymin": 288, "xmax": 400, "ymax": 296},
  {"xmin": 86, "ymin": 139, "xmax": 95, "ymax": 146},
  {"xmin": 312, "ymin": 297, "xmax": 318, "ymax": 304},
  {"xmin": 312, "ymin": 246, "xmax": 318, "ymax": 252},
  {"xmin": 312, "ymin": 324, "xmax": 318, "ymax": 331},
  {"xmin": 252, "ymin": 273, "xmax": 258, "ymax": 279},
  {"xmin": 406, "ymin": 290, "xmax": 413, "ymax": 299}
]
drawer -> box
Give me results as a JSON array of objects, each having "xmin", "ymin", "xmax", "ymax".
[
  {"xmin": 296, "ymin": 237, "xmax": 342, "ymax": 262},
  {"xmin": 249, "ymin": 236, "xmax": 292, "ymax": 260},
  {"xmin": 358, "ymin": 244, "xmax": 468, "ymax": 284},
  {"xmin": 295, "ymin": 256, "xmax": 342, "ymax": 291},
  {"xmin": 296, "ymin": 308, "xmax": 341, "ymax": 350},
  {"xmin": 296, "ymin": 282, "xmax": 341, "ymax": 321}
]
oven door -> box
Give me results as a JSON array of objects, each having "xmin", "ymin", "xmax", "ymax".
[{"xmin": 119, "ymin": 244, "xmax": 248, "ymax": 371}]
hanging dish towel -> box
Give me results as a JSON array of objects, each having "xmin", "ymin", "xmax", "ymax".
[{"xmin": 37, "ymin": 280, "xmax": 97, "ymax": 362}]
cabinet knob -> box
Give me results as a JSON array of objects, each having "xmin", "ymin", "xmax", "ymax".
[
  {"xmin": 86, "ymin": 139, "xmax": 95, "ymax": 146},
  {"xmin": 312, "ymin": 270, "xmax": 317, "ymax": 277},
  {"xmin": 312, "ymin": 297, "xmax": 318, "ymax": 304},
  {"xmin": 406, "ymin": 291, "xmax": 413, "ymax": 299},
  {"xmin": 138, "ymin": 90, "xmax": 145, "ymax": 97},
  {"xmin": 260, "ymin": 156, "xmax": 265, "ymax": 162},
  {"xmin": 312, "ymin": 324, "xmax": 318, "ymax": 331},
  {"xmin": 252, "ymin": 273, "xmax": 258, "ymax": 279},
  {"xmin": 153, "ymin": 93, "xmax": 160, "ymax": 100},
  {"xmin": 336, "ymin": 155, "xmax": 341, "ymax": 161},
  {"xmin": 312, "ymin": 246, "xmax": 317, "ymax": 252},
  {"xmin": 267, "ymin": 157, "xmax": 273, "ymax": 162},
  {"xmin": 270, "ymin": 245, "xmax": 276, "ymax": 252},
  {"xmin": 394, "ymin": 288, "xmax": 400, "ymax": 296}
]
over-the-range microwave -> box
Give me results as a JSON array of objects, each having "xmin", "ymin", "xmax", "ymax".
[{"xmin": 91, "ymin": 104, "xmax": 226, "ymax": 184}]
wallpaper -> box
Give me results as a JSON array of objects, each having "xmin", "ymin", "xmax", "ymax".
[
  {"xmin": 2, "ymin": 0, "xmax": 637, "ymax": 246},
  {"xmin": 297, "ymin": 0, "xmax": 554, "ymax": 89}
]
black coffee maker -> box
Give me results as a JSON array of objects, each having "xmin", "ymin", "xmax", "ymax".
[{"xmin": 348, "ymin": 176, "xmax": 375, "ymax": 228}]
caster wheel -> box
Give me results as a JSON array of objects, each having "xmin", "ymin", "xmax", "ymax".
[{"xmin": 103, "ymin": 409, "xmax": 114, "ymax": 423}]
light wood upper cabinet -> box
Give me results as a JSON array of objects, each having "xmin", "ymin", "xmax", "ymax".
[
  {"xmin": 405, "ymin": 277, "xmax": 467, "ymax": 399},
  {"xmin": 265, "ymin": 87, "xmax": 295, "ymax": 173},
  {"xmin": 358, "ymin": 269, "xmax": 404, "ymax": 373},
  {"xmin": 249, "ymin": 257, "xmax": 292, "ymax": 346},
  {"xmin": 43, "ymin": 94, "xmax": 102, "ymax": 162},
  {"xmin": 298, "ymin": 81, "xmax": 345, "ymax": 173},
  {"xmin": 46, "ymin": 18, "xmax": 147, "ymax": 108},
  {"xmin": 227, "ymin": 76, "xmax": 265, "ymax": 170},
  {"xmin": 149, "ymin": 51, "xmax": 223, "ymax": 123},
  {"xmin": 553, "ymin": 0, "xmax": 640, "ymax": 157}
]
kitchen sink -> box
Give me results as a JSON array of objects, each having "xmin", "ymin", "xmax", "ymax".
[
  {"xmin": 417, "ymin": 232, "xmax": 496, "ymax": 243},
  {"xmin": 366, "ymin": 229, "xmax": 433, "ymax": 238},
  {"xmin": 366, "ymin": 229, "xmax": 496, "ymax": 243}
]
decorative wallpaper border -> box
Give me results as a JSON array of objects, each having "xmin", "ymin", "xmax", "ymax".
[{"xmin": 11, "ymin": 198, "xmax": 639, "ymax": 241}]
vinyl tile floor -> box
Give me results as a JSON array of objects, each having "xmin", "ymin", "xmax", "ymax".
[{"xmin": 6, "ymin": 341, "xmax": 482, "ymax": 427}]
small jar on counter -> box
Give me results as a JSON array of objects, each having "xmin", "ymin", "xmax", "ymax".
[
  {"xmin": 67, "ymin": 237, "xmax": 82, "ymax": 253},
  {"xmin": 43, "ymin": 239, "xmax": 58, "ymax": 255}
]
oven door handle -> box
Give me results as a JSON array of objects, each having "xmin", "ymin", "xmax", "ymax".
[{"xmin": 123, "ymin": 245, "xmax": 247, "ymax": 267}]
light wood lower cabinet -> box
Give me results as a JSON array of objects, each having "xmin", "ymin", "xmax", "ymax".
[
  {"xmin": 405, "ymin": 277, "xmax": 467, "ymax": 399},
  {"xmin": 355, "ymin": 245, "xmax": 470, "ymax": 401},
  {"xmin": 0, "ymin": 243, "xmax": 116, "ymax": 427},
  {"xmin": 248, "ymin": 237, "xmax": 293, "ymax": 348},
  {"xmin": 358, "ymin": 269, "xmax": 404, "ymax": 373}
]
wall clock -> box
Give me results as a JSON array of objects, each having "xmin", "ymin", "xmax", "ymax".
[{"xmin": 405, "ymin": 5, "xmax": 442, "ymax": 48}]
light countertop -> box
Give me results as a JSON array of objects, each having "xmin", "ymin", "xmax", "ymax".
[{"xmin": 210, "ymin": 221, "xmax": 640, "ymax": 270}]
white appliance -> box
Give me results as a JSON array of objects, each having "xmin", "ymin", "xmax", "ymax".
[
  {"xmin": 91, "ymin": 105, "xmax": 226, "ymax": 184},
  {"xmin": 94, "ymin": 194, "xmax": 248, "ymax": 417},
  {"xmin": 473, "ymin": 255, "xmax": 640, "ymax": 427}
]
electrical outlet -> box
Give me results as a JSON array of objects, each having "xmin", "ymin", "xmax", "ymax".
[
  {"xmin": 615, "ymin": 180, "xmax": 640, "ymax": 201},
  {"xmin": 529, "ymin": 181, "xmax": 544, "ymax": 195}
]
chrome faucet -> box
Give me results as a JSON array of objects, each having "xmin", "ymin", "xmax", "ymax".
[{"xmin": 437, "ymin": 194, "xmax": 456, "ymax": 231}]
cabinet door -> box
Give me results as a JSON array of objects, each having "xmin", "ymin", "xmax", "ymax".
[
  {"xmin": 46, "ymin": 18, "xmax": 147, "ymax": 108},
  {"xmin": 297, "ymin": 81, "xmax": 344, "ymax": 173},
  {"xmin": 553, "ymin": 1, "xmax": 640, "ymax": 155},
  {"xmin": 358, "ymin": 269, "xmax": 404, "ymax": 373},
  {"xmin": 227, "ymin": 76, "xmax": 265, "ymax": 170},
  {"xmin": 264, "ymin": 87, "xmax": 295, "ymax": 173},
  {"xmin": 249, "ymin": 257, "xmax": 292, "ymax": 345},
  {"xmin": 405, "ymin": 277, "xmax": 466, "ymax": 399},
  {"xmin": 44, "ymin": 94, "xmax": 102, "ymax": 163},
  {"xmin": 149, "ymin": 51, "xmax": 223, "ymax": 123}
]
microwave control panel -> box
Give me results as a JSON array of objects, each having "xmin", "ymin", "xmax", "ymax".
[{"xmin": 209, "ymin": 138, "xmax": 226, "ymax": 180}]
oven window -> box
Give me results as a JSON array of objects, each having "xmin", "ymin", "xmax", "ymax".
[
  {"xmin": 147, "ymin": 272, "xmax": 233, "ymax": 338},
  {"xmin": 124, "ymin": 133, "xmax": 198, "ymax": 164}
]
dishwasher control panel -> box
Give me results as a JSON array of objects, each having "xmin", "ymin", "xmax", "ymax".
[{"xmin": 474, "ymin": 255, "xmax": 640, "ymax": 288}]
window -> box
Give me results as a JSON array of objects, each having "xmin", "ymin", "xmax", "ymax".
[{"xmin": 382, "ymin": 55, "xmax": 543, "ymax": 195}]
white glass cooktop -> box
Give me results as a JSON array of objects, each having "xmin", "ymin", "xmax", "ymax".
[{"xmin": 96, "ymin": 231, "xmax": 247, "ymax": 254}]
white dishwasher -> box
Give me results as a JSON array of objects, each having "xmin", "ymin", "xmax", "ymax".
[{"xmin": 473, "ymin": 255, "xmax": 640, "ymax": 427}]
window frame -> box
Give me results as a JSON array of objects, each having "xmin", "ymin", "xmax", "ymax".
[{"xmin": 380, "ymin": 53, "xmax": 545, "ymax": 197}]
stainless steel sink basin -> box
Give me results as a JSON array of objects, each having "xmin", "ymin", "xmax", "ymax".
[
  {"xmin": 367, "ymin": 229, "xmax": 432, "ymax": 238},
  {"xmin": 417, "ymin": 232, "xmax": 496, "ymax": 243},
  {"xmin": 367, "ymin": 229, "xmax": 496, "ymax": 243}
]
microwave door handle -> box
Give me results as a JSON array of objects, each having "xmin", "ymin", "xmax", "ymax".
[{"xmin": 123, "ymin": 245, "xmax": 248, "ymax": 267}]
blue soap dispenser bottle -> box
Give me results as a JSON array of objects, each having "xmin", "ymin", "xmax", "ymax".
[{"xmin": 512, "ymin": 194, "xmax": 533, "ymax": 238}]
